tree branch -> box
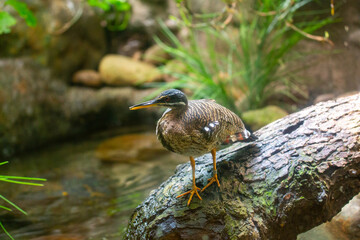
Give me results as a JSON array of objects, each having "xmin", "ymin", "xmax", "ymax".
[{"xmin": 125, "ymin": 93, "xmax": 360, "ymax": 240}]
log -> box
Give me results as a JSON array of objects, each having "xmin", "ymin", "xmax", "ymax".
[{"xmin": 124, "ymin": 93, "xmax": 360, "ymax": 240}]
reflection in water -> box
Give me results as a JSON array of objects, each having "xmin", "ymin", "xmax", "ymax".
[{"xmin": 0, "ymin": 129, "xmax": 187, "ymax": 239}]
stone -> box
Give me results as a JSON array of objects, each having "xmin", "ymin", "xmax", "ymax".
[
  {"xmin": 72, "ymin": 70, "xmax": 102, "ymax": 87},
  {"xmin": 348, "ymin": 29, "xmax": 360, "ymax": 47},
  {"xmin": 300, "ymin": 193, "xmax": 360, "ymax": 240},
  {"xmin": 95, "ymin": 134, "xmax": 168, "ymax": 162},
  {"xmin": 99, "ymin": 54, "xmax": 162, "ymax": 86},
  {"xmin": 0, "ymin": 58, "xmax": 160, "ymax": 158},
  {"xmin": 0, "ymin": 58, "xmax": 70, "ymax": 157},
  {"xmin": 242, "ymin": 105, "xmax": 288, "ymax": 131},
  {"xmin": 143, "ymin": 44, "xmax": 170, "ymax": 65},
  {"xmin": 127, "ymin": 0, "xmax": 180, "ymax": 35},
  {"xmin": 0, "ymin": 0, "xmax": 106, "ymax": 81},
  {"xmin": 314, "ymin": 93, "xmax": 336, "ymax": 104}
]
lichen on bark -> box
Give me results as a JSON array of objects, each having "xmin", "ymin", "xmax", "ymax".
[{"xmin": 125, "ymin": 93, "xmax": 360, "ymax": 240}]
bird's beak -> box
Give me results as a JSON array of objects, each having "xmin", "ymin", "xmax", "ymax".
[{"xmin": 129, "ymin": 99, "xmax": 159, "ymax": 110}]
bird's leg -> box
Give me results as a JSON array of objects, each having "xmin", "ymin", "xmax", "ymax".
[
  {"xmin": 201, "ymin": 148, "xmax": 220, "ymax": 192},
  {"xmin": 176, "ymin": 156, "xmax": 202, "ymax": 206}
]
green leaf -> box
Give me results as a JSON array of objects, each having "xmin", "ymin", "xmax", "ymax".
[
  {"xmin": 87, "ymin": 0, "xmax": 111, "ymax": 11},
  {"xmin": 5, "ymin": 0, "xmax": 37, "ymax": 27},
  {"xmin": 0, "ymin": 161, "xmax": 9, "ymax": 166},
  {"xmin": 0, "ymin": 205, "xmax": 12, "ymax": 212},
  {"xmin": 0, "ymin": 11, "xmax": 16, "ymax": 34}
]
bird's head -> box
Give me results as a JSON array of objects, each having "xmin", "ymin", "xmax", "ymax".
[{"xmin": 129, "ymin": 89, "xmax": 188, "ymax": 110}]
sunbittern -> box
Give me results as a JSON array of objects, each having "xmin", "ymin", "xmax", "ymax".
[{"xmin": 129, "ymin": 89, "xmax": 256, "ymax": 206}]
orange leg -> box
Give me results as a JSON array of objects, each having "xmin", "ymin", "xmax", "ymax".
[
  {"xmin": 176, "ymin": 156, "xmax": 202, "ymax": 206},
  {"xmin": 201, "ymin": 148, "xmax": 220, "ymax": 192}
]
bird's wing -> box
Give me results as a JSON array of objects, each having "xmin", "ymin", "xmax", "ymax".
[{"xmin": 186, "ymin": 100, "xmax": 246, "ymax": 144}]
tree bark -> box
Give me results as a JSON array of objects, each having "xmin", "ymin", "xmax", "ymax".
[{"xmin": 124, "ymin": 93, "xmax": 360, "ymax": 240}]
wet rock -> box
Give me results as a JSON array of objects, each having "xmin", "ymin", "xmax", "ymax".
[
  {"xmin": 325, "ymin": 193, "xmax": 360, "ymax": 239},
  {"xmin": 95, "ymin": 134, "xmax": 168, "ymax": 162},
  {"xmin": 242, "ymin": 105, "xmax": 288, "ymax": 130},
  {"xmin": 72, "ymin": 70, "xmax": 102, "ymax": 88},
  {"xmin": 63, "ymin": 87, "xmax": 160, "ymax": 127},
  {"xmin": 99, "ymin": 54, "xmax": 162, "ymax": 86},
  {"xmin": 0, "ymin": 58, "xmax": 70, "ymax": 157},
  {"xmin": 299, "ymin": 193, "xmax": 360, "ymax": 240},
  {"xmin": 143, "ymin": 44, "xmax": 170, "ymax": 65},
  {"xmin": 0, "ymin": 58, "xmax": 160, "ymax": 157}
]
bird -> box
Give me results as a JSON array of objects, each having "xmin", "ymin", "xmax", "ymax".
[{"xmin": 129, "ymin": 89, "xmax": 256, "ymax": 206}]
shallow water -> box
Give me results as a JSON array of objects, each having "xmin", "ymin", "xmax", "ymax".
[{"xmin": 0, "ymin": 128, "xmax": 187, "ymax": 239}]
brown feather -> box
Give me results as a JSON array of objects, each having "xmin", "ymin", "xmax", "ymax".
[{"xmin": 156, "ymin": 99, "xmax": 250, "ymax": 157}]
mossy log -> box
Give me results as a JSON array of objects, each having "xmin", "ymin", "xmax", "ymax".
[{"xmin": 124, "ymin": 93, "xmax": 360, "ymax": 240}]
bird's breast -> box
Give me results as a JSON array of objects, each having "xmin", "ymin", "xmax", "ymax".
[{"xmin": 156, "ymin": 110, "xmax": 212, "ymax": 157}]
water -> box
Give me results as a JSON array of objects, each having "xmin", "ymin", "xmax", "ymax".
[{"xmin": 0, "ymin": 128, "xmax": 187, "ymax": 239}]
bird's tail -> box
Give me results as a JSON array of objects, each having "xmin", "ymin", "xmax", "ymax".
[{"xmin": 222, "ymin": 129, "xmax": 258, "ymax": 145}]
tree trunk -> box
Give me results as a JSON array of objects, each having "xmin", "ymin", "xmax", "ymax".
[{"xmin": 124, "ymin": 93, "xmax": 360, "ymax": 240}]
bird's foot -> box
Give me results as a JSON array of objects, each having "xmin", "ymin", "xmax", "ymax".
[
  {"xmin": 176, "ymin": 185, "xmax": 202, "ymax": 206},
  {"xmin": 201, "ymin": 174, "xmax": 220, "ymax": 192}
]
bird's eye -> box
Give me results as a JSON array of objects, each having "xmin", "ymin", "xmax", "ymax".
[{"xmin": 165, "ymin": 97, "xmax": 170, "ymax": 102}]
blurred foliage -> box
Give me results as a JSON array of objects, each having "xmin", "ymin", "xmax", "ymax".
[
  {"xmin": 0, "ymin": 0, "xmax": 36, "ymax": 35},
  {"xmin": 154, "ymin": 0, "xmax": 334, "ymax": 113},
  {"xmin": 87, "ymin": 0, "xmax": 131, "ymax": 31},
  {"xmin": 0, "ymin": 161, "xmax": 46, "ymax": 239}
]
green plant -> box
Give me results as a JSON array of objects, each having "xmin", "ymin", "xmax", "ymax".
[
  {"xmin": 0, "ymin": 0, "xmax": 36, "ymax": 35},
  {"xmin": 87, "ymin": 0, "xmax": 131, "ymax": 31},
  {"xmin": 154, "ymin": 0, "xmax": 334, "ymax": 113},
  {"xmin": 0, "ymin": 161, "xmax": 46, "ymax": 240}
]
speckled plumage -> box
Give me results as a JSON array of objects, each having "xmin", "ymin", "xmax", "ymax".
[
  {"xmin": 156, "ymin": 99, "xmax": 249, "ymax": 157},
  {"xmin": 129, "ymin": 89, "xmax": 255, "ymax": 206}
]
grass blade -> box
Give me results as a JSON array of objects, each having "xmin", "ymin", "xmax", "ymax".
[
  {"xmin": 0, "ymin": 195, "xmax": 27, "ymax": 215},
  {"xmin": 0, "ymin": 222, "xmax": 14, "ymax": 240}
]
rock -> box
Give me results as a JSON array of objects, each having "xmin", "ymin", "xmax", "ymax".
[
  {"xmin": 0, "ymin": 58, "xmax": 70, "ymax": 157},
  {"xmin": 325, "ymin": 193, "xmax": 360, "ymax": 239},
  {"xmin": 143, "ymin": 44, "xmax": 170, "ymax": 65},
  {"xmin": 337, "ymin": 91, "xmax": 360, "ymax": 98},
  {"xmin": 118, "ymin": 35, "xmax": 146, "ymax": 57},
  {"xmin": 72, "ymin": 70, "xmax": 102, "ymax": 87},
  {"xmin": 99, "ymin": 54, "xmax": 162, "ymax": 86},
  {"xmin": 348, "ymin": 29, "xmax": 360, "ymax": 47},
  {"xmin": 128, "ymin": 0, "xmax": 179, "ymax": 35},
  {"xmin": 314, "ymin": 91, "xmax": 359, "ymax": 104},
  {"xmin": 46, "ymin": 1, "xmax": 106, "ymax": 80},
  {"xmin": 242, "ymin": 105, "xmax": 288, "ymax": 130},
  {"xmin": 300, "ymin": 193, "xmax": 360, "ymax": 240},
  {"xmin": 63, "ymin": 87, "xmax": 160, "ymax": 127},
  {"xmin": 314, "ymin": 93, "xmax": 336, "ymax": 104},
  {"xmin": 95, "ymin": 134, "xmax": 168, "ymax": 162},
  {"xmin": 0, "ymin": 58, "xmax": 161, "ymax": 158},
  {"xmin": 0, "ymin": 1, "xmax": 106, "ymax": 81}
]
